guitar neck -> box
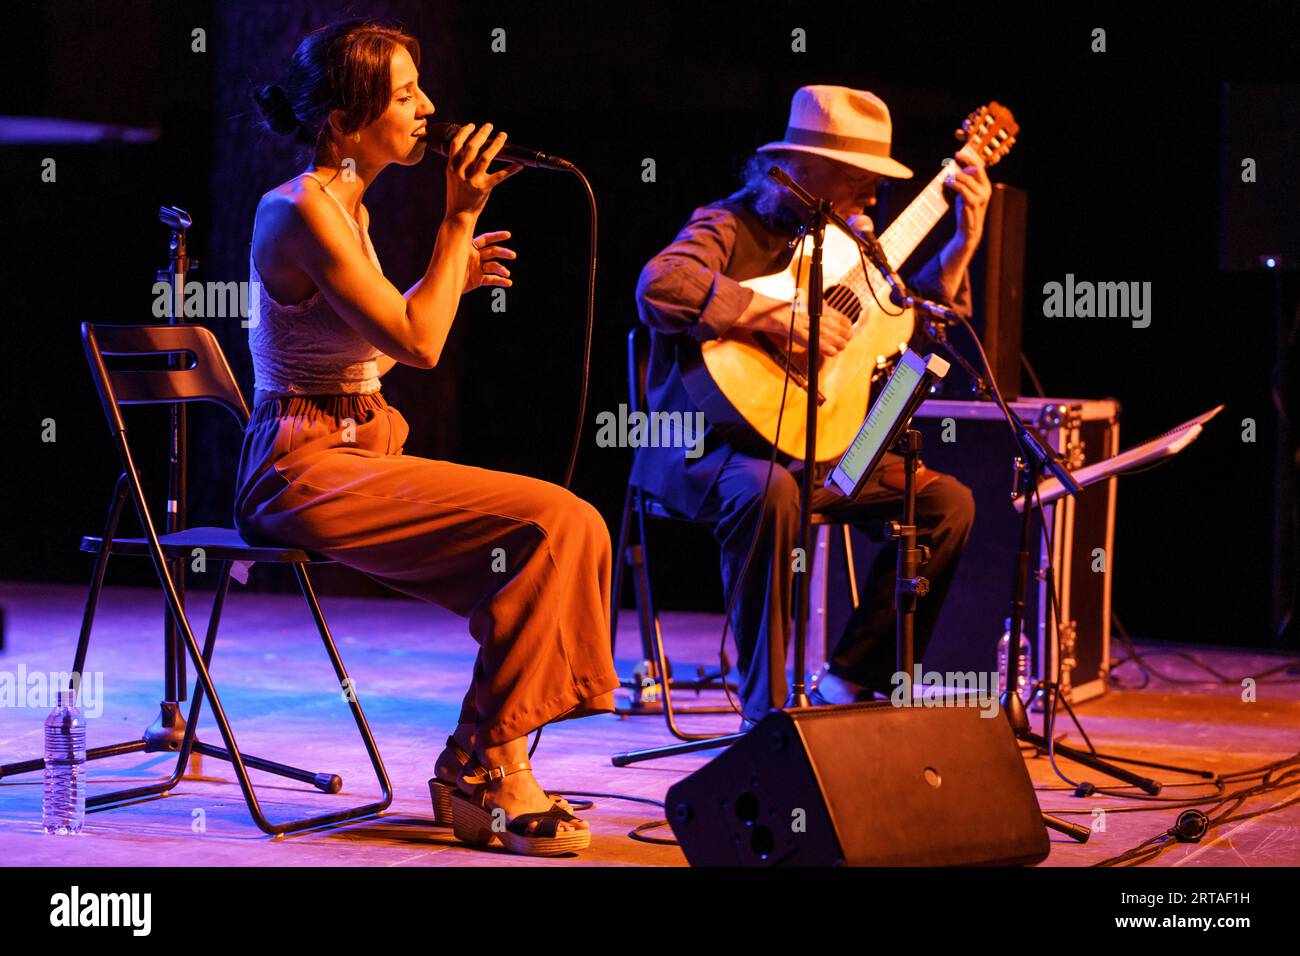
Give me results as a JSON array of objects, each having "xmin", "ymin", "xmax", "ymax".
[
  {"xmin": 879, "ymin": 165, "xmax": 952, "ymax": 267},
  {"xmin": 834, "ymin": 164, "xmax": 951, "ymax": 300}
]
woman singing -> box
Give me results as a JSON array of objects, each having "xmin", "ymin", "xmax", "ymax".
[{"xmin": 238, "ymin": 19, "xmax": 617, "ymax": 856}]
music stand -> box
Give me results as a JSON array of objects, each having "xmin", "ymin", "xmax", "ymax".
[
  {"xmin": 1013, "ymin": 404, "xmax": 1224, "ymax": 511},
  {"xmin": 826, "ymin": 349, "xmax": 951, "ymax": 684}
]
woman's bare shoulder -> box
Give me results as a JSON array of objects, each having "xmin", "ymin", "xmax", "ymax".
[
  {"xmin": 257, "ymin": 176, "xmax": 320, "ymax": 229},
  {"xmin": 254, "ymin": 176, "xmax": 339, "ymax": 249}
]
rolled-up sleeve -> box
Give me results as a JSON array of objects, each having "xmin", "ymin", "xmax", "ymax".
[
  {"xmin": 907, "ymin": 252, "xmax": 973, "ymax": 320},
  {"xmin": 636, "ymin": 205, "xmax": 755, "ymax": 342}
]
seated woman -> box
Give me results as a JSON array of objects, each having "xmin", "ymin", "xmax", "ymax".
[{"xmin": 238, "ymin": 18, "xmax": 618, "ymax": 857}]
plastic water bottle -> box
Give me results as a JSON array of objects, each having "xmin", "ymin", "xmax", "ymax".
[
  {"xmin": 997, "ymin": 617, "xmax": 1033, "ymax": 701},
  {"xmin": 43, "ymin": 689, "xmax": 86, "ymax": 835}
]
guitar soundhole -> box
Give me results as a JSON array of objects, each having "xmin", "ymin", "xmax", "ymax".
[{"xmin": 824, "ymin": 284, "xmax": 863, "ymax": 323}]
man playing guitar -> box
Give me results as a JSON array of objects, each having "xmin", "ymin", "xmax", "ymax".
[{"xmin": 634, "ymin": 85, "xmax": 992, "ymax": 727}]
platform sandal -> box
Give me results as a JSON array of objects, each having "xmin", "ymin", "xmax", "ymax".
[
  {"xmin": 448, "ymin": 759, "xmax": 591, "ymax": 857},
  {"xmin": 427, "ymin": 735, "xmax": 573, "ymax": 826}
]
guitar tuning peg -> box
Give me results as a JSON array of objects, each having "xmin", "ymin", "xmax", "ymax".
[{"xmin": 954, "ymin": 128, "xmax": 968, "ymax": 141}]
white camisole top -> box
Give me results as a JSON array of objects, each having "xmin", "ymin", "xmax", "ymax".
[{"xmin": 248, "ymin": 172, "xmax": 383, "ymax": 398}]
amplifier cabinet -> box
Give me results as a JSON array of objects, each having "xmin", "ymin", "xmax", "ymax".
[{"xmin": 817, "ymin": 397, "xmax": 1120, "ymax": 705}]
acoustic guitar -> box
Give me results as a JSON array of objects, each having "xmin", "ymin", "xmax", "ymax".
[{"xmin": 681, "ymin": 102, "xmax": 1019, "ymax": 460}]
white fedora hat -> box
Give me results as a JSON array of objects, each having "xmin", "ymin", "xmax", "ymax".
[{"xmin": 758, "ymin": 85, "xmax": 914, "ymax": 179}]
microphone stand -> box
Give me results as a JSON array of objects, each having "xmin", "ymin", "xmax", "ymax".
[
  {"xmin": 916, "ymin": 309, "xmax": 991, "ymax": 398},
  {"xmin": 998, "ymin": 412, "xmax": 1165, "ymax": 795},
  {"xmin": 913, "ymin": 290, "xmax": 1166, "ymax": 802},
  {"xmin": 853, "ymin": 224, "xmax": 1098, "ymax": 840},
  {"xmin": 154, "ymin": 205, "xmax": 194, "ymax": 748},
  {"xmin": 778, "ymin": 180, "xmax": 832, "ymax": 710}
]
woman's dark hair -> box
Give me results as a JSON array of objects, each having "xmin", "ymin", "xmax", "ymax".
[{"xmin": 253, "ymin": 19, "xmax": 420, "ymax": 155}]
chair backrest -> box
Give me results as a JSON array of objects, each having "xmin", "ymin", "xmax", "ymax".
[
  {"xmin": 626, "ymin": 325, "xmax": 650, "ymax": 417},
  {"xmin": 82, "ymin": 323, "xmax": 250, "ymax": 434}
]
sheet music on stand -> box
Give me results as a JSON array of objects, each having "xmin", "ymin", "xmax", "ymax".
[
  {"xmin": 1013, "ymin": 404, "xmax": 1225, "ymax": 510},
  {"xmin": 826, "ymin": 350, "xmax": 951, "ymax": 498}
]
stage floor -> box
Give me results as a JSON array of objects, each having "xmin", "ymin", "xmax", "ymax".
[{"xmin": 1, "ymin": 581, "xmax": 1297, "ymax": 867}]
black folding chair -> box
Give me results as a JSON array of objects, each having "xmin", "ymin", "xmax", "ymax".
[
  {"xmin": 13, "ymin": 323, "xmax": 392, "ymax": 835},
  {"xmin": 610, "ymin": 327, "xmax": 861, "ymax": 742}
]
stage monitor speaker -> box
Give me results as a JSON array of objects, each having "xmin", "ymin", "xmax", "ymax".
[{"xmin": 665, "ymin": 703, "xmax": 1049, "ymax": 867}]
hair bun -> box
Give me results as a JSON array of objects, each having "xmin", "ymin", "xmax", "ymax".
[{"xmin": 254, "ymin": 83, "xmax": 302, "ymax": 137}]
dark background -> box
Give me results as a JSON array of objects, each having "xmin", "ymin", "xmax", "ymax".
[{"xmin": 2, "ymin": 0, "xmax": 1297, "ymax": 649}]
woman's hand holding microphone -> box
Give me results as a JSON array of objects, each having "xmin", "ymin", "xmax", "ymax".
[{"xmin": 444, "ymin": 122, "xmax": 521, "ymax": 294}]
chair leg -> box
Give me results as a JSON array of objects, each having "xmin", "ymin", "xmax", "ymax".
[
  {"xmin": 610, "ymin": 482, "xmax": 635, "ymax": 657},
  {"xmin": 632, "ymin": 490, "xmax": 731, "ymax": 740},
  {"xmin": 155, "ymin": 559, "xmax": 394, "ymax": 834},
  {"xmin": 88, "ymin": 558, "xmax": 238, "ymax": 809},
  {"xmin": 291, "ymin": 563, "xmax": 392, "ymax": 810},
  {"xmin": 631, "ymin": 491, "xmax": 662, "ymax": 668},
  {"xmin": 70, "ymin": 473, "xmax": 129, "ymax": 680},
  {"xmin": 182, "ymin": 562, "xmax": 354, "ymax": 793},
  {"xmin": 101, "ymin": 466, "xmax": 392, "ymax": 835}
]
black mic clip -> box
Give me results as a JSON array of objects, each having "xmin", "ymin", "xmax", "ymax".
[
  {"xmin": 908, "ymin": 294, "xmax": 963, "ymax": 326},
  {"xmin": 1013, "ymin": 415, "xmax": 1084, "ymax": 497}
]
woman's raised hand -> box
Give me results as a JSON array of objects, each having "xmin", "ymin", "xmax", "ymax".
[
  {"xmin": 444, "ymin": 123, "xmax": 524, "ymax": 222},
  {"xmin": 463, "ymin": 230, "xmax": 516, "ymax": 293}
]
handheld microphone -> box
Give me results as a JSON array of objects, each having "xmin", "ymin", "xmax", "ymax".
[{"xmin": 426, "ymin": 122, "xmax": 574, "ymax": 171}]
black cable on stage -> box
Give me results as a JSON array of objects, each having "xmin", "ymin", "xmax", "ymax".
[
  {"xmin": 1106, "ymin": 618, "xmax": 1154, "ymax": 691},
  {"xmin": 1108, "ymin": 614, "xmax": 1300, "ymax": 687},
  {"xmin": 523, "ymin": 167, "xmax": 595, "ymax": 758},
  {"xmin": 1090, "ymin": 757, "xmax": 1300, "ymax": 866},
  {"xmin": 628, "ymin": 819, "xmax": 678, "ymax": 845},
  {"xmin": 1032, "ymin": 753, "xmax": 1300, "ymax": 854},
  {"xmin": 560, "ymin": 165, "xmax": 598, "ymax": 491},
  {"xmin": 1037, "ymin": 778, "xmax": 1226, "ymax": 800},
  {"xmin": 546, "ymin": 790, "xmax": 679, "ymax": 846}
]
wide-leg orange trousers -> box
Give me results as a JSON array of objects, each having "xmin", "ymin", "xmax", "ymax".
[{"xmin": 233, "ymin": 392, "xmax": 619, "ymax": 745}]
